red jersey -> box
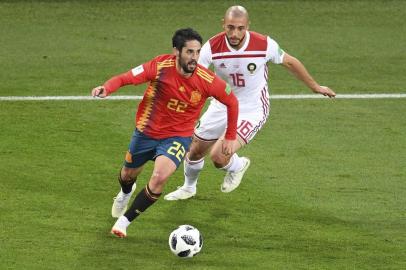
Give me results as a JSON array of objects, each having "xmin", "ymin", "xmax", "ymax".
[{"xmin": 104, "ymin": 54, "xmax": 238, "ymax": 140}]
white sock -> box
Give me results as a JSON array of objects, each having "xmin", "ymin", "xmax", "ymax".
[
  {"xmin": 117, "ymin": 215, "xmax": 131, "ymax": 228},
  {"xmin": 221, "ymin": 153, "xmax": 244, "ymax": 173},
  {"xmin": 183, "ymin": 156, "xmax": 205, "ymax": 191}
]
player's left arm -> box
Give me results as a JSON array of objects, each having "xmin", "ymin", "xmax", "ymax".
[{"xmin": 281, "ymin": 53, "xmax": 336, "ymax": 98}]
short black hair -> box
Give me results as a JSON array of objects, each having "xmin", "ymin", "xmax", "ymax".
[{"xmin": 172, "ymin": 28, "xmax": 203, "ymax": 51}]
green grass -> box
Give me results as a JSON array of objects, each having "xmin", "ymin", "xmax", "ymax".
[
  {"xmin": 1, "ymin": 0, "xmax": 405, "ymax": 96},
  {"xmin": 1, "ymin": 99, "xmax": 405, "ymax": 269},
  {"xmin": 1, "ymin": 0, "xmax": 405, "ymax": 269}
]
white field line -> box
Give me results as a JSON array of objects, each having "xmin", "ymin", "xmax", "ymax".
[{"xmin": 0, "ymin": 94, "xmax": 405, "ymax": 101}]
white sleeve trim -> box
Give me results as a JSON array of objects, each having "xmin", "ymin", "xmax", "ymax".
[{"xmin": 131, "ymin": 65, "xmax": 144, "ymax": 76}]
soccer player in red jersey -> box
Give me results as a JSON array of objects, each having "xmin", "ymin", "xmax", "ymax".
[{"xmin": 91, "ymin": 28, "xmax": 239, "ymax": 238}]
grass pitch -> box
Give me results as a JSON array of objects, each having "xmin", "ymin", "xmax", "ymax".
[
  {"xmin": 1, "ymin": 99, "xmax": 404, "ymax": 269},
  {"xmin": 1, "ymin": 1, "xmax": 405, "ymax": 269}
]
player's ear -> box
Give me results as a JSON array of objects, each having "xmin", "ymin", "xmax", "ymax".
[
  {"xmin": 173, "ymin": 47, "xmax": 179, "ymax": 57},
  {"xmin": 221, "ymin": 18, "xmax": 225, "ymax": 30}
]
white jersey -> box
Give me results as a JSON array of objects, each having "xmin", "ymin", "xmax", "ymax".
[
  {"xmin": 199, "ymin": 31, "xmax": 285, "ymax": 113},
  {"xmin": 195, "ymin": 31, "xmax": 285, "ymax": 143}
]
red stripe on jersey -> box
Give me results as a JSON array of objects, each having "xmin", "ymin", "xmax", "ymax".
[
  {"xmin": 245, "ymin": 32, "xmax": 267, "ymax": 51},
  {"xmin": 209, "ymin": 33, "xmax": 229, "ymax": 54},
  {"xmin": 212, "ymin": 54, "xmax": 266, "ymax": 60}
]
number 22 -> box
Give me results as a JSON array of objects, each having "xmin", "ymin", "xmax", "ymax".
[{"xmin": 167, "ymin": 141, "xmax": 186, "ymax": 162}]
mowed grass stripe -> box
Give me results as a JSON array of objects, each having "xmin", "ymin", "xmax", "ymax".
[{"xmin": 1, "ymin": 93, "xmax": 406, "ymax": 101}]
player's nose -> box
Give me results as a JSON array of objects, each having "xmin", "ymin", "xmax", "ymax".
[{"xmin": 191, "ymin": 51, "xmax": 199, "ymax": 60}]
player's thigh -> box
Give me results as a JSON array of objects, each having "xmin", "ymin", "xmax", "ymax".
[
  {"xmin": 149, "ymin": 137, "xmax": 192, "ymax": 192},
  {"xmin": 123, "ymin": 129, "xmax": 159, "ymax": 170},
  {"xmin": 148, "ymin": 155, "xmax": 178, "ymax": 193},
  {"xmin": 188, "ymin": 135, "xmax": 217, "ymax": 160},
  {"xmin": 156, "ymin": 136, "xmax": 192, "ymax": 169},
  {"xmin": 150, "ymin": 155, "xmax": 178, "ymax": 184},
  {"xmin": 235, "ymin": 111, "xmax": 269, "ymax": 145},
  {"xmin": 194, "ymin": 102, "xmax": 227, "ymax": 141},
  {"xmin": 121, "ymin": 166, "xmax": 144, "ymax": 180},
  {"xmin": 209, "ymin": 109, "xmax": 268, "ymax": 164}
]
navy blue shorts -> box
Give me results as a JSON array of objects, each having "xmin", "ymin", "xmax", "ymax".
[{"xmin": 123, "ymin": 129, "xmax": 192, "ymax": 169}]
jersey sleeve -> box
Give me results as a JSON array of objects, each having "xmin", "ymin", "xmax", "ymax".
[
  {"xmin": 197, "ymin": 41, "xmax": 212, "ymax": 68},
  {"xmin": 207, "ymin": 77, "xmax": 239, "ymax": 140},
  {"xmin": 103, "ymin": 59, "xmax": 157, "ymax": 95},
  {"xmin": 266, "ymin": 36, "xmax": 285, "ymax": 64}
]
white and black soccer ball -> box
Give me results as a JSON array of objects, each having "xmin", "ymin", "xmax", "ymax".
[{"xmin": 168, "ymin": 225, "xmax": 203, "ymax": 258}]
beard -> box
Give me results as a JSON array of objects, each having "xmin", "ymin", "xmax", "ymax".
[
  {"xmin": 180, "ymin": 59, "xmax": 197, "ymax": 74},
  {"xmin": 226, "ymin": 34, "xmax": 245, "ymax": 48}
]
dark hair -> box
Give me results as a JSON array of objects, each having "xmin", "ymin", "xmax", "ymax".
[{"xmin": 172, "ymin": 28, "xmax": 203, "ymax": 51}]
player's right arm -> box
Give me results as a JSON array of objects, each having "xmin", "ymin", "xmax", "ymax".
[
  {"xmin": 91, "ymin": 71, "xmax": 136, "ymax": 98},
  {"xmin": 266, "ymin": 36, "xmax": 335, "ymax": 98},
  {"xmin": 281, "ymin": 53, "xmax": 336, "ymax": 97},
  {"xmin": 91, "ymin": 60, "xmax": 157, "ymax": 98},
  {"xmin": 197, "ymin": 41, "xmax": 212, "ymax": 69}
]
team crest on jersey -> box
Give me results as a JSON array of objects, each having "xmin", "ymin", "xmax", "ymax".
[
  {"xmin": 178, "ymin": 85, "xmax": 185, "ymax": 92},
  {"xmin": 247, "ymin": 63, "xmax": 257, "ymax": 75},
  {"xmin": 219, "ymin": 63, "xmax": 227, "ymax": 68},
  {"xmin": 190, "ymin": 90, "xmax": 202, "ymax": 105}
]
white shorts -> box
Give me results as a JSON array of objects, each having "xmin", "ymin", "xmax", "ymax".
[{"xmin": 195, "ymin": 100, "xmax": 269, "ymax": 144}]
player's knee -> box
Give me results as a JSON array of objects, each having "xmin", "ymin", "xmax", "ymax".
[
  {"xmin": 120, "ymin": 173, "xmax": 134, "ymax": 183},
  {"xmin": 120, "ymin": 168, "xmax": 138, "ymax": 183},
  {"xmin": 188, "ymin": 139, "xmax": 210, "ymax": 160},
  {"xmin": 150, "ymin": 170, "xmax": 169, "ymax": 187},
  {"xmin": 188, "ymin": 150, "xmax": 205, "ymax": 161}
]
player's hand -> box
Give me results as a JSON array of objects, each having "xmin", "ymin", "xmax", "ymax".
[
  {"xmin": 221, "ymin": 139, "xmax": 236, "ymax": 156},
  {"xmin": 91, "ymin": 86, "xmax": 107, "ymax": 98},
  {"xmin": 316, "ymin": 86, "xmax": 336, "ymax": 98}
]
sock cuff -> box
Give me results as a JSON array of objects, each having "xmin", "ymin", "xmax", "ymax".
[
  {"xmin": 221, "ymin": 153, "xmax": 245, "ymax": 173},
  {"xmin": 145, "ymin": 184, "xmax": 161, "ymax": 201},
  {"xmin": 220, "ymin": 153, "xmax": 236, "ymax": 171},
  {"xmin": 185, "ymin": 155, "xmax": 205, "ymax": 165}
]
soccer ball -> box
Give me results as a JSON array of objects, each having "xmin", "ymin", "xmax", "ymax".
[{"xmin": 168, "ymin": 225, "xmax": 203, "ymax": 258}]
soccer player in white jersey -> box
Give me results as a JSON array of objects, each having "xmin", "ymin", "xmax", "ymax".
[{"xmin": 164, "ymin": 6, "xmax": 336, "ymax": 200}]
